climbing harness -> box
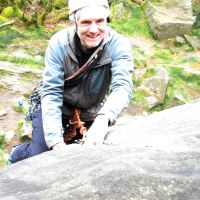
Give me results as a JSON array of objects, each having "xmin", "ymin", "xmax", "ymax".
[{"xmin": 25, "ymin": 81, "xmax": 43, "ymax": 121}]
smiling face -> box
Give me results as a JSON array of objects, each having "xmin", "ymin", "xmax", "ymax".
[{"xmin": 75, "ymin": 6, "xmax": 109, "ymax": 49}]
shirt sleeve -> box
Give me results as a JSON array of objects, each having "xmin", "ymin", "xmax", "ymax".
[
  {"xmin": 41, "ymin": 33, "xmax": 66, "ymax": 148},
  {"xmin": 98, "ymin": 33, "xmax": 134, "ymax": 124}
]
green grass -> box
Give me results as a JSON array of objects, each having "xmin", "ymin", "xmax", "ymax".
[
  {"xmin": 168, "ymin": 67, "xmax": 200, "ymax": 86},
  {"xmin": 0, "ymin": 150, "xmax": 7, "ymax": 168},
  {"xmin": 110, "ymin": 2, "xmax": 200, "ymax": 112},
  {"xmin": 151, "ymin": 66, "xmax": 200, "ymax": 112},
  {"xmin": 0, "ymin": 2, "xmax": 199, "ymax": 115},
  {"xmin": 131, "ymin": 87, "xmax": 151, "ymax": 111},
  {"xmin": 16, "ymin": 120, "xmax": 31, "ymax": 143},
  {"xmin": 0, "ymin": 26, "xmax": 47, "ymax": 50},
  {"xmin": 0, "ymin": 54, "xmax": 44, "ymax": 68},
  {"xmin": 0, "ymin": 69, "xmax": 12, "ymax": 76},
  {"xmin": 0, "ymin": 27, "xmax": 24, "ymax": 49},
  {"xmin": 143, "ymin": 68, "xmax": 157, "ymax": 79},
  {"xmin": 0, "ymin": 135, "xmax": 7, "ymax": 167},
  {"xmin": 110, "ymin": 5, "xmax": 152, "ymax": 38},
  {"xmin": 0, "ymin": 135, "xmax": 6, "ymax": 149},
  {"xmin": 16, "ymin": 120, "xmax": 23, "ymax": 139},
  {"xmin": 13, "ymin": 104, "xmax": 26, "ymax": 113},
  {"xmin": 191, "ymin": 28, "xmax": 200, "ymax": 39},
  {"xmin": 182, "ymin": 56, "xmax": 200, "ymax": 64},
  {"xmin": 0, "ymin": 26, "xmax": 46, "ymax": 68},
  {"xmin": 153, "ymin": 50, "xmax": 172, "ymax": 62}
]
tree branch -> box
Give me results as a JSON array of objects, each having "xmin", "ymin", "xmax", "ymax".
[{"xmin": 0, "ymin": 20, "xmax": 15, "ymax": 28}]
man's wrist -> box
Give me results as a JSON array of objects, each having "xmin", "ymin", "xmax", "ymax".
[
  {"xmin": 51, "ymin": 142, "xmax": 65, "ymax": 150},
  {"xmin": 96, "ymin": 114, "xmax": 109, "ymax": 125}
]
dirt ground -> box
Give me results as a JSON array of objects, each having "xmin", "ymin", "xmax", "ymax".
[{"xmin": 0, "ymin": 89, "xmax": 23, "ymax": 153}]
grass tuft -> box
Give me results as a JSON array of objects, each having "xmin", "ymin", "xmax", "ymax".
[{"xmin": 110, "ymin": 5, "xmax": 152, "ymax": 38}]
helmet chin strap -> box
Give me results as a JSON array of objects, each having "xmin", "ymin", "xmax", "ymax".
[{"xmin": 73, "ymin": 11, "xmax": 78, "ymax": 33}]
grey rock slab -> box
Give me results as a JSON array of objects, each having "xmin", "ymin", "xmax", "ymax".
[
  {"xmin": 0, "ymin": 145, "xmax": 200, "ymax": 200},
  {"xmin": 106, "ymin": 99, "xmax": 200, "ymax": 151},
  {"xmin": 0, "ymin": 61, "xmax": 43, "ymax": 95},
  {"xmin": 184, "ymin": 34, "xmax": 200, "ymax": 50},
  {"xmin": 0, "ymin": 100, "xmax": 200, "ymax": 199}
]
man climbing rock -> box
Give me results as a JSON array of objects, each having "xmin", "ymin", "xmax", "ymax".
[{"xmin": 8, "ymin": 0, "xmax": 133, "ymax": 164}]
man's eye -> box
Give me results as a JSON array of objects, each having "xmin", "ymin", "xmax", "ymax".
[
  {"xmin": 81, "ymin": 21, "xmax": 90, "ymax": 25},
  {"xmin": 96, "ymin": 19, "xmax": 105, "ymax": 24}
]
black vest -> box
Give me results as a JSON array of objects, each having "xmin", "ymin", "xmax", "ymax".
[{"xmin": 62, "ymin": 39, "xmax": 112, "ymax": 121}]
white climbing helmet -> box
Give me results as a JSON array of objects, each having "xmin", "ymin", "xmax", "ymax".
[{"xmin": 68, "ymin": 0, "xmax": 110, "ymax": 20}]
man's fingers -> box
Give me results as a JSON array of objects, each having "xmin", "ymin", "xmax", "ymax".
[{"xmin": 52, "ymin": 142, "xmax": 66, "ymax": 150}]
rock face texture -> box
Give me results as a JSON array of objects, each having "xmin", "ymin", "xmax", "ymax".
[
  {"xmin": 145, "ymin": 0, "xmax": 195, "ymax": 39},
  {"xmin": 0, "ymin": 100, "xmax": 200, "ymax": 199}
]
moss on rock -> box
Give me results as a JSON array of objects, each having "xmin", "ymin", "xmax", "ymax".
[
  {"xmin": 1, "ymin": 7, "xmax": 14, "ymax": 18},
  {"xmin": 0, "ymin": 15, "xmax": 9, "ymax": 23},
  {"xmin": 54, "ymin": 0, "xmax": 67, "ymax": 9}
]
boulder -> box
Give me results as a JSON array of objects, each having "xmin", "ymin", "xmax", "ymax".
[
  {"xmin": 145, "ymin": 0, "xmax": 195, "ymax": 39},
  {"xmin": 0, "ymin": 100, "xmax": 200, "ymax": 199},
  {"xmin": 0, "ymin": 61, "xmax": 43, "ymax": 95},
  {"xmin": 136, "ymin": 66, "xmax": 169, "ymax": 109},
  {"xmin": 111, "ymin": 3, "xmax": 126, "ymax": 20},
  {"xmin": 184, "ymin": 34, "xmax": 200, "ymax": 51}
]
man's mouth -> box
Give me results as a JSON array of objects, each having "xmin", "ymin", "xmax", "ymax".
[{"xmin": 86, "ymin": 34, "xmax": 100, "ymax": 40}]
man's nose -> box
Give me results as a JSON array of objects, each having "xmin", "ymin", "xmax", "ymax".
[{"xmin": 89, "ymin": 22, "xmax": 98, "ymax": 33}]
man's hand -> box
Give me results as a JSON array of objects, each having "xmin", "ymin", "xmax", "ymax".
[
  {"xmin": 52, "ymin": 142, "xmax": 66, "ymax": 150},
  {"xmin": 83, "ymin": 114, "xmax": 109, "ymax": 145}
]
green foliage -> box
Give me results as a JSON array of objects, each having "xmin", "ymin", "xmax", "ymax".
[
  {"xmin": 0, "ymin": 1, "xmax": 9, "ymax": 12},
  {"xmin": 1, "ymin": 6, "xmax": 14, "ymax": 18},
  {"xmin": 15, "ymin": 6, "xmax": 23, "ymax": 18},
  {"xmin": 0, "ymin": 15, "xmax": 9, "ymax": 23}
]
